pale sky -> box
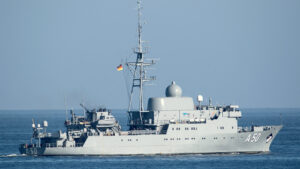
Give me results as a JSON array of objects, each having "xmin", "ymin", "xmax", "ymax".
[{"xmin": 0, "ymin": 0, "xmax": 299, "ymax": 109}]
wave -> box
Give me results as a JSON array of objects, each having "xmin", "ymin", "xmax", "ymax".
[{"xmin": 0, "ymin": 153, "xmax": 27, "ymax": 157}]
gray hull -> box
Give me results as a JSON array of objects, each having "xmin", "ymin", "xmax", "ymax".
[{"xmin": 20, "ymin": 125, "xmax": 281, "ymax": 156}]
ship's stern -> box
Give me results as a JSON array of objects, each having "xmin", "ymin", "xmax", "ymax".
[{"xmin": 19, "ymin": 144, "xmax": 45, "ymax": 155}]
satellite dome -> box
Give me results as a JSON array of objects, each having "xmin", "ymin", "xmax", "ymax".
[{"xmin": 165, "ymin": 81, "xmax": 182, "ymax": 97}]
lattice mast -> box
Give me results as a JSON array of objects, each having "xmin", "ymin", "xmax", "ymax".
[{"xmin": 126, "ymin": 0, "xmax": 156, "ymax": 114}]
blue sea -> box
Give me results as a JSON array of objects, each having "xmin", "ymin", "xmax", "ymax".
[{"xmin": 0, "ymin": 108, "xmax": 299, "ymax": 169}]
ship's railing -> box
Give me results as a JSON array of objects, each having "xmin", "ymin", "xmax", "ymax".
[
  {"xmin": 34, "ymin": 132, "xmax": 60, "ymax": 139},
  {"xmin": 20, "ymin": 143, "xmax": 38, "ymax": 148},
  {"xmin": 87, "ymin": 132, "xmax": 118, "ymax": 136},
  {"xmin": 87, "ymin": 132, "xmax": 100, "ymax": 136},
  {"xmin": 238, "ymin": 126, "xmax": 272, "ymax": 133},
  {"xmin": 263, "ymin": 126, "xmax": 272, "ymax": 131},
  {"xmin": 158, "ymin": 120, "xmax": 205, "ymax": 125},
  {"xmin": 131, "ymin": 119, "xmax": 206, "ymax": 126},
  {"xmin": 129, "ymin": 130, "xmax": 157, "ymax": 135},
  {"xmin": 75, "ymin": 143, "xmax": 84, "ymax": 147},
  {"xmin": 103, "ymin": 133, "xmax": 116, "ymax": 136},
  {"xmin": 45, "ymin": 132, "xmax": 60, "ymax": 138},
  {"xmin": 238, "ymin": 127, "xmax": 251, "ymax": 132},
  {"xmin": 45, "ymin": 143, "xmax": 84, "ymax": 148},
  {"xmin": 46, "ymin": 143, "xmax": 58, "ymax": 148}
]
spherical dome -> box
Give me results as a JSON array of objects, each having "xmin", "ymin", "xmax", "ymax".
[{"xmin": 165, "ymin": 81, "xmax": 182, "ymax": 97}]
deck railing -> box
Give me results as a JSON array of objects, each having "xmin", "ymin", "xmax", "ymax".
[{"xmin": 45, "ymin": 143, "xmax": 84, "ymax": 148}]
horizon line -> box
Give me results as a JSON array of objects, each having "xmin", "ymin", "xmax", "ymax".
[{"xmin": 0, "ymin": 107, "xmax": 300, "ymax": 111}]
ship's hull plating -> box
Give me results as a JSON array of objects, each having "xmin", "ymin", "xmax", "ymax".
[{"xmin": 20, "ymin": 125, "xmax": 282, "ymax": 156}]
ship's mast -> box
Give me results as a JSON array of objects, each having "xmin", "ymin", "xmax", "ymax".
[
  {"xmin": 137, "ymin": 0, "xmax": 144, "ymax": 112},
  {"xmin": 126, "ymin": 0, "xmax": 156, "ymax": 115},
  {"xmin": 137, "ymin": 0, "xmax": 142, "ymax": 55}
]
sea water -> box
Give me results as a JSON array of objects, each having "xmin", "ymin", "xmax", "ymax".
[{"xmin": 0, "ymin": 108, "xmax": 299, "ymax": 169}]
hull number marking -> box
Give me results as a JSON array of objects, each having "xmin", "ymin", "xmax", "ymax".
[{"xmin": 245, "ymin": 133, "xmax": 261, "ymax": 142}]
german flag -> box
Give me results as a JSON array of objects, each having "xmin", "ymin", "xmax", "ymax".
[{"xmin": 117, "ymin": 64, "xmax": 123, "ymax": 71}]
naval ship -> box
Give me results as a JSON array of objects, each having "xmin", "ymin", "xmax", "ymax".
[{"xmin": 19, "ymin": 0, "xmax": 282, "ymax": 156}]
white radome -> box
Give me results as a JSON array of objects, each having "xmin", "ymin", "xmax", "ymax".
[
  {"xmin": 43, "ymin": 121, "xmax": 48, "ymax": 127},
  {"xmin": 165, "ymin": 81, "xmax": 182, "ymax": 97},
  {"xmin": 197, "ymin": 95, "xmax": 203, "ymax": 102}
]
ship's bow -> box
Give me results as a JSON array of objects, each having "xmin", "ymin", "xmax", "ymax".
[{"xmin": 263, "ymin": 125, "xmax": 283, "ymax": 152}]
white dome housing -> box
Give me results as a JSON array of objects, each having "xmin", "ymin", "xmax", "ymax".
[
  {"xmin": 165, "ymin": 81, "xmax": 182, "ymax": 97},
  {"xmin": 197, "ymin": 95, "xmax": 203, "ymax": 102}
]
